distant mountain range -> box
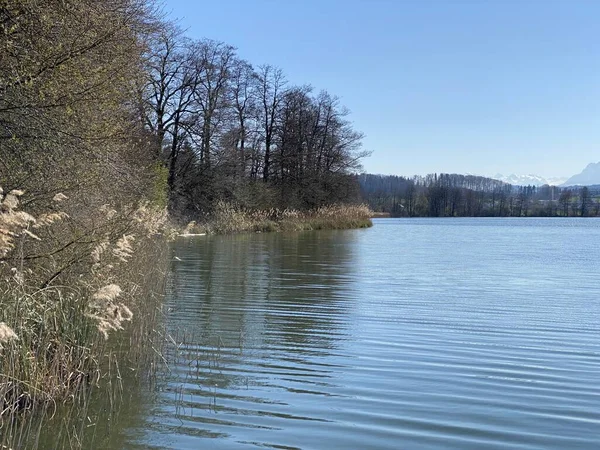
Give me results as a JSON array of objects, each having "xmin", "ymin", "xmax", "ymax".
[
  {"xmin": 492, "ymin": 173, "xmax": 568, "ymax": 187},
  {"xmin": 491, "ymin": 162, "xmax": 600, "ymax": 187},
  {"xmin": 380, "ymin": 162, "xmax": 600, "ymax": 188},
  {"xmin": 561, "ymin": 162, "xmax": 600, "ymax": 186}
]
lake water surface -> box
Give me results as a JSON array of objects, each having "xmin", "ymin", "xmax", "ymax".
[{"xmin": 105, "ymin": 219, "xmax": 600, "ymax": 448}]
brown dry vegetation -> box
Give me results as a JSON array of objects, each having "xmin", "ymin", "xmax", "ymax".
[
  {"xmin": 186, "ymin": 202, "xmax": 373, "ymax": 235},
  {"xmin": 0, "ymin": 189, "xmax": 169, "ymax": 440}
]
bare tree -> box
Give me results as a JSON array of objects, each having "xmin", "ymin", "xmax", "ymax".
[
  {"xmin": 230, "ymin": 58, "xmax": 258, "ymax": 177},
  {"xmin": 189, "ymin": 39, "xmax": 235, "ymax": 169},
  {"xmin": 140, "ymin": 26, "xmax": 199, "ymax": 190},
  {"xmin": 255, "ymin": 65, "xmax": 286, "ymax": 182},
  {"xmin": 580, "ymin": 186, "xmax": 590, "ymax": 217}
]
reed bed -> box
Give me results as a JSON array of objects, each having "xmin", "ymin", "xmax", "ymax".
[
  {"xmin": 0, "ymin": 187, "xmax": 171, "ymax": 449},
  {"xmin": 186, "ymin": 202, "xmax": 373, "ymax": 235}
]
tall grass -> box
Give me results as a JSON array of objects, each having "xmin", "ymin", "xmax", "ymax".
[
  {"xmin": 185, "ymin": 201, "xmax": 373, "ymax": 235},
  {"xmin": 0, "ymin": 188, "xmax": 171, "ymax": 449}
]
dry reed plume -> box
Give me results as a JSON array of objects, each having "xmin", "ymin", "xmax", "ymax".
[{"xmin": 0, "ymin": 186, "xmax": 170, "ymax": 439}]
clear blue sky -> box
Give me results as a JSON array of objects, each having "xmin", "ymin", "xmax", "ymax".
[{"xmin": 163, "ymin": 0, "xmax": 600, "ymax": 179}]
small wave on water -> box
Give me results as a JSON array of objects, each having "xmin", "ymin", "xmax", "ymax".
[{"xmin": 120, "ymin": 219, "xmax": 600, "ymax": 449}]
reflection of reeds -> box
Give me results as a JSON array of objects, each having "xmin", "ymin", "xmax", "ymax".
[
  {"xmin": 145, "ymin": 325, "xmax": 235, "ymax": 419},
  {"xmin": 0, "ymin": 187, "xmax": 170, "ymax": 448},
  {"xmin": 186, "ymin": 202, "xmax": 373, "ymax": 235}
]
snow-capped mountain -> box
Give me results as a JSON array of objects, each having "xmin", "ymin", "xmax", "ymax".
[
  {"xmin": 561, "ymin": 162, "xmax": 600, "ymax": 186},
  {"xmin": 493, "ymin": 174, "xmax": 567, "ymax": 187}
]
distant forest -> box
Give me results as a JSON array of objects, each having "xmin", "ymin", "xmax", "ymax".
[{"xmin": 360, "ymin": 174, "xmax": 600, "ymax": 217}]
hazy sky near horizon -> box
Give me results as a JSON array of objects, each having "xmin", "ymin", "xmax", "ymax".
[{"xmin": 164, "ymin": 0, "xmax": 599, "ymax": 178}]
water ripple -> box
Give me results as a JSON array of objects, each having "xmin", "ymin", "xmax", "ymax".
[{"xmin": 128, "ymin": 220, "xmax": 600, "ymax": 449}]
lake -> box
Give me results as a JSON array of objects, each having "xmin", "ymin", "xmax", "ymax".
[{"xmin": 46, "ymin": 218, "xmax": 600, "ymax": 449}]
